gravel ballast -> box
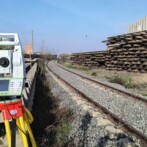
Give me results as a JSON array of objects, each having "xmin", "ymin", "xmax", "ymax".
[
  {"xmin": 46, "ymin": 63, "xmax": 141, "ymax": 146},
  {"xmin": 48, "ymin": 61, "xmax": 147, "ymax": 137}
]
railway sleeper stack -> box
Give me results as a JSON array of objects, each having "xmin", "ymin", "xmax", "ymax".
[
  {"xmin": 104, "ymin": 30, "xmax": 147, "ymax": 72},
  {"xmin": 69, "ymin": 51, "xmax": 107, "ymax": 68}
]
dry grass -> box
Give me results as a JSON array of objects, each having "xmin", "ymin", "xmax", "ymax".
[
  {"xmin": 64, "ymin": 62, "xmax": 90, "ymax": 71},
  {"xmin": 106, "ymin": 75, "xmax": 136, "ymax": 88},
  {"xmin": 31, "ymin": 60, "xmax": 74, "ymax": 146},
  {"xmin": 62, "ymin": 62, "xmax": 147, "ymax": 96}
]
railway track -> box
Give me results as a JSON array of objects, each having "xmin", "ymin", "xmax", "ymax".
[
  {"xmin": 57, "ymin": 63, "xmax": 147, "ymax": 104},
  {"xmin": 46, "ymin": 61, "xmax": 147, "ymax": 146}
]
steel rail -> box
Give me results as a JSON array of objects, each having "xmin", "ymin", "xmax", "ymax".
[
  {"xmin": 46, "ymin": 63, "xmax": 147, "ymax": 146},
  {"xmin": 57, "ymin": 63, "xmax": 147, "ymax": 104}
]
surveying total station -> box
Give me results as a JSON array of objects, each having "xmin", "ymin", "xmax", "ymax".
[
  {"xmin": 0, "ymin": 33, "xmax": 25, "ymax": 97},
  {"xmin": 0, "ymin": 33, "xmax": 36, "ymax": 147}
]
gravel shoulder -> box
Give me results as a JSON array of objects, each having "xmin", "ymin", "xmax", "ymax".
[
  {"xmin": 61, "ymin": 62, "xmax": 147, "ymax": 97},
  {"xmin": 46, "ymin": 63, "xmax": 141, "ymax": 146},
  {"xmin": 48, "ymin": 61, "xmax": 147, "ymax": 137}
]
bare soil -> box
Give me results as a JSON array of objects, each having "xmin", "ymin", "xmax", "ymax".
[
  {"xmin": 63, "ymin": 63, "xmax": 147, "ymax": 96},
  {"xmin": 90, "ymin": 68, "xmax": 147, "ymax": 83},
  {"xmin": 92, "ymin": 68, "xmax": 147, "ymax": 96}
]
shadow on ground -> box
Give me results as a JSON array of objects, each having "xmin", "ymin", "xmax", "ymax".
[{"xmin": 31, "ymin": 64, "xmax": 73, "ymax": 146}]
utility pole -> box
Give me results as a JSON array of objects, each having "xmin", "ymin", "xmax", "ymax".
[
  {"xmin": 30, "ymin": 30, "xmax": 34, "ymax": 66},
  {"xmin": 41, "ymin": 40, "xmax": 44, "ymax": 55},
  {"xmin": 32, "ymin": 30, "xmax": 34, "ymax": 53}
]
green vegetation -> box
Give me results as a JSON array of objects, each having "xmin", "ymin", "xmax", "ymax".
[
  {"xmin": 135, "ymin": 83, "xmax": 147, "ymax": 96},
  {"xmin": 135, "ymin": 83, "xmax": 147, "ymax": 89},
  {"xmin": 64, "ymin": 62, "xmax": 89, "ymax": 71},
  {"xmin": 32, "ymin": 60, "xmax": 73, "ymax": 146},
  {"xmin": 142, "ymin": 93, "xmax": 147, "ymax": 97},
  {"xmin": 106, "ymin": 74, "xmax": 147, "ymax": 97},
  {"xmin": 106, "ymin": 75, "xmax": 136, "ymax": 88},
  {"xmin": 56, "ymin": 120, "xmax": 72, "ymax": 144},
  {"xmin": 91, "ymin": 71, "xmax": 97, "ymax": 76}
]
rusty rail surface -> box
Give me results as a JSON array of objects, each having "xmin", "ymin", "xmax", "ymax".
[{"xmin": 57, "ymin": 63, "xmax": 147, "ymax": 104}]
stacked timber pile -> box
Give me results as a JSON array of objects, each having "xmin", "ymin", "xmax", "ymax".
[
  {"xmin": 69, "ymin": 51, "xmax": 107, "ymax": 68},
  {"xmin": 103, "ymin": 31, "xmax": 147, "ymax": 72}
]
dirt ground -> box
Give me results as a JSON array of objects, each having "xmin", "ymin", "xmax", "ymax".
[
  {"xmin": 91, "ymin": 68, "xmax": 147, "ymax": 84},
  {"xmin": 62, "ymin": 63, "xmax": 147, "ymax": 96},
  {"xmin": 87, "ymin": 68, "xmax": 147, "ymax": 96}
]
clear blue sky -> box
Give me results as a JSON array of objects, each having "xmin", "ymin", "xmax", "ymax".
[{"xmin": 0, "ymin": 0, "xmax": 147, "ymax": 54}]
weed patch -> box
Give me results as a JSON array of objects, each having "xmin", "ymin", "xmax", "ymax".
[
  {"xmin": 64, "ymin": 62, "xmax": 89, "ymax": 71},
  {"xmin": 91, "ymin": 72, "xmax": 97, "ymax": 76},
  {"xmin": 106, "ymin": 75, "xmax": 136, "ymax": 88},
  {"xmin": 142, "ymin": 93, "xmax": 147, "ymax": 97},
  {"xmin": 31, "ymin": 60, "xmax": 73, "ymax": 146}
]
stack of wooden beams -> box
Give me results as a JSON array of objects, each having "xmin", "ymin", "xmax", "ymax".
[
  {"xmin": 104, "ymin": 31, "xmax": 147, "ymax": 72},
  {"xmin": 69, "ymin": 51, "xmax": 107, "ymax": 68}
]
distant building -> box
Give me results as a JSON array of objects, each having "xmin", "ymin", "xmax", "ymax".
[
  {"xmin": 128, "ymin": 16, "xmax": 147, "ymax": 33},
  {"xmin": 24, "ymin": 44, "xmax": 33, "ymax": 55}
]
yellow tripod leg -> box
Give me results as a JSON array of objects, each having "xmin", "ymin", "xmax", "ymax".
[
  {"xmin": 4, "ymin": 120, "xmax": 11, "ymax": 147},
  {"xmin": 18, "ymin": 116, "xmax": 29, "ymax": 147},
  {"xmin": 24, "ymin": 107, "xmax": 33, "ymax": 123},
  {"xmin": 24, "ymin": 113, "xmax": 37, "ymax": 147},
  {"xmin": 16, "ymin": 118, "xmax": 24, "ymax": 142}
]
